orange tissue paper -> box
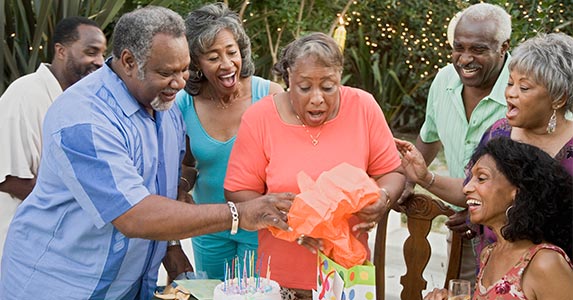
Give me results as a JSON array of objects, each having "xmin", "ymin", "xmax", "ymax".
[{"xmin": 269, "ymin": 162, "xmax": 380, "ymax": 268}]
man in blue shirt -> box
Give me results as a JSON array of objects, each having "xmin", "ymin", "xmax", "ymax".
[{"xmin": 0, "ymin": 6, "xmax": 292, "ymax": 299}]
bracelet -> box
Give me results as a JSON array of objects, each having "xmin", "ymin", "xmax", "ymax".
[
  {"xmin": 167, "ymin": 240, "xmax": 181, "ymax": 247},
  {"xmin": 424, "ymin": 171, "xmax": 436, "ymax": 189},
  {"xmin": 227, "ymin": 201, "xmax": 239, "ymax": 235},
  {"xmin": 380, "ymin": 187, "xmax": 391, "ymax": 205},
  {"xmin": 180, "ymin": 176, "xmax": 191, "ymax": 192}
]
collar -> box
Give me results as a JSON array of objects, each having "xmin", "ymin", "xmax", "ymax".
[
  {"xmin": 100, "ymin": 57, "xmax": 143, "ymax": 117},
  {"xmin": 446, "ymin": 53, "xmax": 511, "ymax": 106}
]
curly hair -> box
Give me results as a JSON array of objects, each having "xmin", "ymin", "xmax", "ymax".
[
  {"xmin": 272, "ymin": 32, "xmax": 343, "ymax": 89},
  {"xmin": 469, "ymin": 137, "xmax": 573, "ymax": 257},
  {"xmin": 183, "ymin": 2, "xmax": 254, "ymax": 95}
]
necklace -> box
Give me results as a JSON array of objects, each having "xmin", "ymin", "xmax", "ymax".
[
  {"xmin": 207, "ymin": 82, "xmax": 241, "ymax": 110},
  {"xmin": 295, "ymin": 114, "xmax": 324, "ymax": 146},
  {"xmin": 213, "ymin": 97, "xmax": 237, "ymax": 109}
]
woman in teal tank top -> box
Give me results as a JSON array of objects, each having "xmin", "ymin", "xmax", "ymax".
[{"xmin": 170, "ymin": 3, "xmax": 283, "ymax": 280}]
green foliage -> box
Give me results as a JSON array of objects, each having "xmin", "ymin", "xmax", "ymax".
[
  {"xmin": 0, "ymin": 0, "xmax": 177, "ymax": 94},
  {"xmin": 3, "ymin": 0, "xmax": 573, "ymax": 131},
  {"xmin": 339, "ymin": 0, "xmax": 573, "ymax": 131}
]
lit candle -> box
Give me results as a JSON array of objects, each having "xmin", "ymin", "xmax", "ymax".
[{"xmin": 333, "ymin": 16, "xmax": 346, "ymax": 52}]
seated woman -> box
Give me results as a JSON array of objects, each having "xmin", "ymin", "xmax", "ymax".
[{"xmin": 424, "ymin": 137, "xmax": 573, "ymax": 300}]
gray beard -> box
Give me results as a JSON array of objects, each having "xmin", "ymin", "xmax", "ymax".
[{"xmin": 150, "ymin": 96, "xmax": 174, "ymax": 111}]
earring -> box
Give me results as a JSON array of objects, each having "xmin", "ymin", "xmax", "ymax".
[
  {"xmin": 546, "ymin": 109, "xmax": 557, "ymax": 134},
  {"xmin": 191, "ymin": 70, "xmax": 203, "ymax": 80},
  {"xmin": 505, "ymin": 205, "xmax": 514, "ymax": 219}
]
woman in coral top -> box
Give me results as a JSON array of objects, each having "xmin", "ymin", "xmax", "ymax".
[
  {"xmin": 424, "ymin": 138, "xmax": 573, "ymax": 300},
  {"xmin": 224, "ymin": 32, "xmax": 405, "ymax": 299}
]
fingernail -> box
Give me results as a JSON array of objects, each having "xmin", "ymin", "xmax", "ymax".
[{"xmin": 288, "ymin": 227, "xmax": 293, "ymax": 232}]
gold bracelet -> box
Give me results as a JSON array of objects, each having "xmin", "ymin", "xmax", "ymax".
[{"xmin": 180, "ymin": 176, "xmax": 191, "ymax": 192}]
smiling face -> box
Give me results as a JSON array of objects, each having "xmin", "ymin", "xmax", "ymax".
[
  {"xmin": 452, "ymin": 18, "xmax": 508, "ymax": 89},
  {"xmin": 127, "ymin": 33, "xmax": 190, "ymax": 112},
  {"xmin": 464, "ymin": 155, "xmax": 517, "ymax": 229},
  {"xmin": 60, "ymin": 24, "xmax": 107, "ymax": 87},
  {"xmin": 505, "ymin": 70, "xmax": 556, "ymax": 132},
  {"xmin": 288, "ymin": 55, "xmax": 341, "ymax": 127},
  {"xmin": 197, "ymin": 29, "xmax": 242, "ymax": 96}
]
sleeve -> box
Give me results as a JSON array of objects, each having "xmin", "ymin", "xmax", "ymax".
[
  {"xmin": 45, "ymin": 123, "xmax": 150, "ymax": 228},
  {"xmin": 364, "ymin": 93, "xmax": 402, "ymax": 176},
  {"xmin": 419, "ymin": 77, "xmax": 440, "ymax": 143},
  {"xmin": 224, "ymin": 107, "xmax": 269, "ymax": 194},
  {"xmin": 0, "ymin": 87, "xmax": 43, "ymax": 183}
]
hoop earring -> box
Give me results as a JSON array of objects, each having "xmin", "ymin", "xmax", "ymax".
[
  {"xmin": 191, "ymin": 70, "xmax": 203, "ymax": 81},
  {"xmin": 546, "ymin": 109, "xmax": 557, "ymax": 134},
  {"xmin": 505, "ymin": 205, "xmax": 514, "ymax": 219}
]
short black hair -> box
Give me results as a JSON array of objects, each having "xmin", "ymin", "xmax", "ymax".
[
  {"xmin": 469, "ymin": 137, "xmax": 573, "ymax": 257},
  {"xmin": 52, "ymin": 16, "xmax": 99, "ymax": 48}
]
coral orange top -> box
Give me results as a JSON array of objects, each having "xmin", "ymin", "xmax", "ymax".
[{"xmin": 225, "ymin": 86, "xmax": 401, "ymax": 290}]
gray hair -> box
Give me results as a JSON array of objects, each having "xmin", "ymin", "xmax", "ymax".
[
  {"xmin": 272, "ymin": 32, "xmax": 343, "ymax": 88},
  {"xmin": 458, "ymin": 3, "xmax": 511, "ymax": 46},
  {"xmin": 184, "ymin": 2, "xmax": 254, "ymax": 95},
  {"xmin": 112, "ymin": 6, "xmax": 186, "ymax": 79},
  {"xmin": 509, "ymin": 33, "xmax": 573, "ymax": 113}
]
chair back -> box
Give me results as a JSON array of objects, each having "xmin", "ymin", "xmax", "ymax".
[{"xmin": 374, "ymin": 193, "xmax": 463, "ymax": 300}]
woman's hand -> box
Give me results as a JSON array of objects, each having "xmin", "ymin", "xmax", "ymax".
[
  {"xmin": 423, "ymin": 288, "xmax": 448, "ymax": 300},
  {"xmin": 394, "ymin": 138, "xmax": 431, "ymax": 187},
  {"xmin": 353, "ymin": 196, "xmax": 386, "ymax": 235},
  {"xmin": 296, "ymin": 234, "xmax": 324, "ymax": 254}
]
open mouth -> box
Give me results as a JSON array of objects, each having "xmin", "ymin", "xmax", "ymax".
[
  {"xmin": 219, "ymin": 72, "xmax": 237, "ymax": 88},
  {"xmin": 307, "ymin": 111, "xmax": 326, "ymax": 123},
  {"xmin": 466, "ymin": 199, "xmax": 481, "ymax": 207},
  {"xmin": 505, "ymin": 102, "xmax": 519, "ymax": 119}
]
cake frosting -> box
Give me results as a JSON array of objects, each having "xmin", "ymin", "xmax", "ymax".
[{"xmin": 213, "ymin": 278, "xmax": 281, "ymax": 300}]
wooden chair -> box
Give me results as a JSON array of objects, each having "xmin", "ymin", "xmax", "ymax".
[{"xmin": 373, "ymin": 193, "xmax": 463, "ymax": 300}]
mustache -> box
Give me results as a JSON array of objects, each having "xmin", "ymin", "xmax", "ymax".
[
  {"xmin": 456, "ymin": 63, "xmax": 480, "ymax": 69},
  {"xmin": 162, "ymin": 88, "xmax": 179, "ymax": 94}
]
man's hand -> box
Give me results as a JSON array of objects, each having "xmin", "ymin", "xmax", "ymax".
[
  {"xmin": 395, "ymin": 181, "xmax": 416, "ymax": 209},
  {"xmin": 162, "ymin": 245, "xmax": 193, "ymax": 284},
  {"xmin": 445, "ymin": 209, "xmax": 476, "ymax": 239},
  {"xmin": 235, "ymin": 192, "xmax": 294, "ymax": 231}
]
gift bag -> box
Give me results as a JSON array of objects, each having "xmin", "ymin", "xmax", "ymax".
[{"xmin": 314, "ymin": 252, "xmax": 376, "ymax": 300}]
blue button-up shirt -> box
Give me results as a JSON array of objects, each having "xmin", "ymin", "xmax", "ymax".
[{"xmin": 0, "ymin": 61, "xmax": 186, "ymax": 299}]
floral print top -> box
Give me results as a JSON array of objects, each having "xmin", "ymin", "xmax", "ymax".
[
  {"xmin": 474, "ymin": 243, "xmax": 573, "ymax": 300},
  {"xmin": 465, "ymin": 118, "xmax": 573, "ymax": 270}
]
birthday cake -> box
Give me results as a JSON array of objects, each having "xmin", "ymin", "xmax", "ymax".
[
  {"xmin": 213, "ymin": 251, "xmax": 281, "ymax": 300},
  {"xmin": 213, "ymin": 278, "xmax": 281, "ymax": 300}
]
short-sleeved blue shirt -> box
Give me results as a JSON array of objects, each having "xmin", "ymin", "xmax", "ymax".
[{"xmin": 0, "ymin": 61, "xmax": 186, "ymax": 299}]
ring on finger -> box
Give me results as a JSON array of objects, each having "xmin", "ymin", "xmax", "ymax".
[{"xmin": 297, "ymin": 234, "xmax": 305, "ymax": 245}]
